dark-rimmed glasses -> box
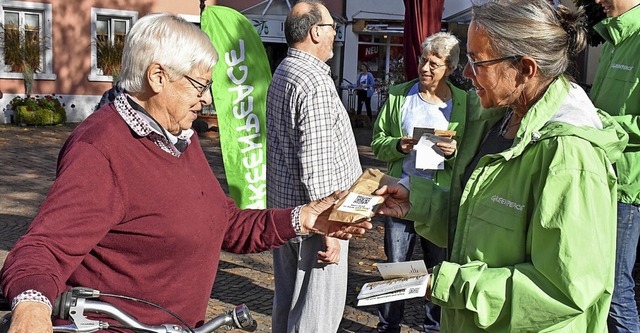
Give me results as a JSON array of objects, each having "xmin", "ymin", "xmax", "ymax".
[
  {"xmin": 317, "ymin": 22, "xmax": 337, "ymax": 31},
  {"xmin": 183, "ymin": 74, "xmax": 213, "ymax": 97},
  {"xmin": 466, "ymin": 54, "xmax": 522, "ymax": 76},
  {"xmin": 418, "ymin": 55, "xmax": 447, "ymax": 71}
]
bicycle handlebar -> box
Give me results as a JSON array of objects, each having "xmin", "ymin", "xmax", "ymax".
[{"xmin": 0, "ymin": 288, "xmax": 257, "ymax": 333}]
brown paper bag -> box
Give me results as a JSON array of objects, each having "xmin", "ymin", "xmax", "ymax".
[{"xmin": 328, "ymin": 168, "xmax": 399, "ymax": 223}]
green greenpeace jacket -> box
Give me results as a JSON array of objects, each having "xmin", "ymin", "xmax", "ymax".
[
  {"xmin": 408, "ymin": 76, "xmax": 627, "ymax": 332},
  {"xmin": 591, "ymin": 5, "xmax": 640, "ymax": 204},
  {"xmin": 371, "ymin": 79, "xmax": 467, "ymax": 198}
]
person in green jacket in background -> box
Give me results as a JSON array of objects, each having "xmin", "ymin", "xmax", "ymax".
[
  {"xmin": 375, "ymin": 0, "xmax": 628, "ymax": 331},
  {"xmin": 371, "ymin": 32, "xmax": 466, "ymax": 333},
  {"xmin": 590, "ymin": 0, "xmax": 640, "ymax": 331}
]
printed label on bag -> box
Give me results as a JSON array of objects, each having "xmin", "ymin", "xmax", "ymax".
[{"xmin": 337, "ymin": 192, "xmax": 384, "ymax": 215}]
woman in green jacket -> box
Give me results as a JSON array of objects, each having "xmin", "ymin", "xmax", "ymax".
[
  {"xmin": 371, "ymin": 32, "xmax": 466, "ymax": 332},
  {"xmin": 376, "ymin": 0, "xmax": 628, "ymax": 332}
]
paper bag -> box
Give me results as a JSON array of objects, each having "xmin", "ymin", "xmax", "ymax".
[{"xmin": 328, "ymin": 168, "xmax": 399, "ymax": 223}]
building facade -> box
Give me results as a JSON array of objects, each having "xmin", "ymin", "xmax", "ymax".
[
  {"xmin": 0, "ymin": 0, "xmax": 602, "ymax": 124},
  {"xmin": 0, "ymin": 0, "xmax": 378, "ymax": 123},
  {"xmin": 0, "ymin": 0, "xmax": 214, "ymax": 124}
]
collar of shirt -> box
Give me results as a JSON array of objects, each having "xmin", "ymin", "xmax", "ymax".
[
  {"xmin": 113, "ymin": 93, "xmax": 194, "ymax": 157},
  {"xmin": 287, "ymin": 48, "xmax": 332, "ymax": 75}
]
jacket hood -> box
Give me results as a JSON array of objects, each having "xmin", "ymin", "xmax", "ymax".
[{"xmin": 510, "ymin": 76, "xmax": 627, "ymax": 164}]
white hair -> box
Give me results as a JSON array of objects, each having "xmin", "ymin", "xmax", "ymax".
[
  {"xmin": 119, "ymin": 13, "xmax": 218, "ymax": 94},
  {"xmin": 421, "ymin": 31, "xmax": 460, "ymax": 70}
]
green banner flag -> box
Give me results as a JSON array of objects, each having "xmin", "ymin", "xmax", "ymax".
[{"xmin": 201, "ymin": 6, "xmax": 271, "ymax": 209}]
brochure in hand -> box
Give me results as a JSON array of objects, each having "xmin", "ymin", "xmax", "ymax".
[
  {"xmin": 357, "ymin": 260, "xmax": 430, "ymax": 306},
  {"xmin": 411, "ymin": 127, "xmax": 456, "ymax": 170}
]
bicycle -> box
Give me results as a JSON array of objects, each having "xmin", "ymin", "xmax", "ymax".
[{"xmin": 0, "ymin": 287, "xmax": 257, "ymax": 332}]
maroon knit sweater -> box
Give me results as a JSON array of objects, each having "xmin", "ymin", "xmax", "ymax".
[{"xmin": 0, "ymin": 106, "xmax": 295, "ymax": 327}]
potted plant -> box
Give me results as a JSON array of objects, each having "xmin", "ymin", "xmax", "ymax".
[
  {"xmin": 11, "ymin": 94, "xmax": 67, "ymax": 126},
  {"xmin": 96, "ymin": 38, "xmax": 124, "ymax": 77},
  {"xmin": 1, "ymin": 23, "xmax": 44, "ymax": 95}
]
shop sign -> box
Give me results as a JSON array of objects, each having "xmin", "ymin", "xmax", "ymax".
[{"xmin": 359, "ymin": 45, "xmax": 379, "ymax": 60}]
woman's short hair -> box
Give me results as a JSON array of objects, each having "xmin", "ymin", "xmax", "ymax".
[
  {"xmin": 471, "ymin": 0, "xmax": 587, "ymax": 80},
  {"xmin": 421, "ymin": 31, "xmax": 460, "ymax": 70},
  {"xmin": 119, "ymin": 13, "xmax": 218, "ymax": 94},
  {"xmin": 284, "ymin": 0, "xmax": 324, "ymax": 46}
]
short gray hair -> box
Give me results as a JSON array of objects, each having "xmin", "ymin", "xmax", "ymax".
[
  {"xmin": 421, "ymin": 32, "xmax": 460, "ymax": 70},
  {"xmin": 119, "ymin": 13, "xmax": 218, "ymax": 94},
  {"xmin": 471, "ymin": 0, "xmax": 587, "ymax": 80},
  {"xmin": 284, "ymin": 0, "xmax": 324, "ymax": 46}
]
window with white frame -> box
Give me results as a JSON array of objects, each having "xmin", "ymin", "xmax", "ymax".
[
  {"xmin": 0, "ymin": 1, "xmax": 54, "ymax": 79},
  {"xmin": 90, "ymin": 8, "xmax": 137, "ymax": 82}
]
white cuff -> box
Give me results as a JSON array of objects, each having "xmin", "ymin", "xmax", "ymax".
[
  {"xmin": 291, "ymin": 205, "xmax": 306, "ymax": 235},
  {"xmin": 11, "ymin": 289, "xmax": 52, "ymax": 314}
]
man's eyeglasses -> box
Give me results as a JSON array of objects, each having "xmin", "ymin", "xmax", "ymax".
[
  {"xmin": 317, "ymin": 22, "xmax": 337, "ymax": 31},
  {"xmin": 466, "ymin": 54, "xmax": 522, "ymax": 76},
  {"xmin": 417, "ymin": 56, "xmax": 447, "ymax": 71},
  {"xmin": 184, "ymin": 74, "xmax": 213, "ymax": 97}
]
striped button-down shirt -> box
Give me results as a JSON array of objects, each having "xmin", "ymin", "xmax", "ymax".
[{"xmin": 266, "ymin": 48, "xmax": 362, "ymax": 210}]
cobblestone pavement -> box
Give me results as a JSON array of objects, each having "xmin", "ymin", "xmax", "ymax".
[{"xmin": 0, "ymin": 123, "xmax": 427, "ymax": 332}]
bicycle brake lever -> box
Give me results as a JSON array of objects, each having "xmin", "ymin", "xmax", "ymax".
[{"xmin": 67, "ymin": 298, "xmax": 108, "ymax": 332}]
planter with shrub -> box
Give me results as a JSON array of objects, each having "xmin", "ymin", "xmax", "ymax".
[{"xmin": 10, "ymin": 94, "xmax": 67, "ymax": 126}]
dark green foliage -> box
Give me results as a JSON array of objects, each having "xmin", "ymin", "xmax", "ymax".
[{"xmin": 96, "ymin": 38, "xmax": 124, "ymax": 76}]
